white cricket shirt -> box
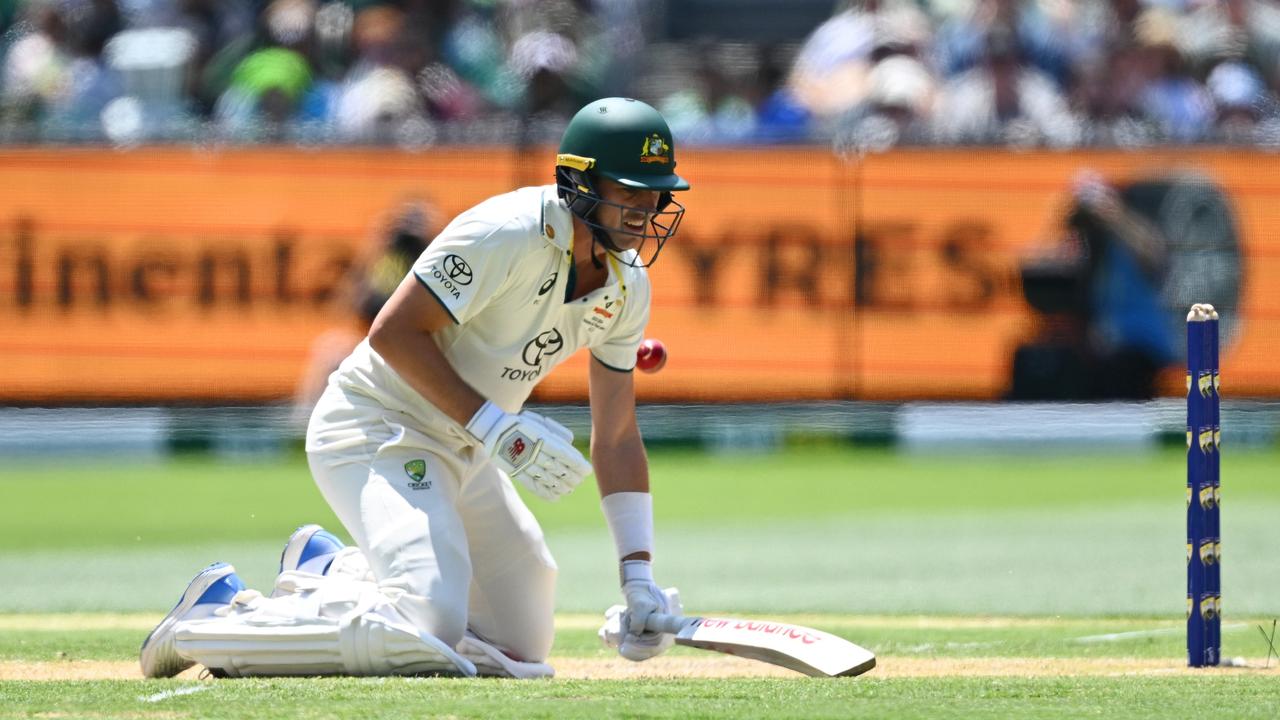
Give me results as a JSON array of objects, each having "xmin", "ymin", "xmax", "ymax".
[{"xmin": 332, "ymin": 185, "xmax": 650, "ymax": 428}]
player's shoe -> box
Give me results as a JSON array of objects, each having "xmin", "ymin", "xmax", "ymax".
[
  {"xmin": 278, "ymin": 524, "xmax": 345, "ymax": 575},
  {"xmin": 140, "ymin": 562, "xmax": 245, "ymax": 678}
]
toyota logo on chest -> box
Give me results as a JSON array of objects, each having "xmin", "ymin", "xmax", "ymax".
[{"xmin": 522, "ymin": 328, "xmax": 564, "ymax": 366}]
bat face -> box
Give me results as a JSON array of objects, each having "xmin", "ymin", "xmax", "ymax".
[{"xmin": 673, "ymin": 617, "xmax": 876, "ymax": 677}]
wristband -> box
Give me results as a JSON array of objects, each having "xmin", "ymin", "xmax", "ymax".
[
  {"xmin": 601, "ymin": 491, "xmax": 653, "ymax": 561},
  {"xmin": 465, "ymin": 400, "xmax": 506, "ymax": 440},
  {"xmin": 620, "ymin": 558, "xmax": 653, "ymax": 586}
]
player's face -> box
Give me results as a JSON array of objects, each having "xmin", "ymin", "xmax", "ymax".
[{"xmin": 595, "ymin": 178, "xmax": 661, "ymax": 252}]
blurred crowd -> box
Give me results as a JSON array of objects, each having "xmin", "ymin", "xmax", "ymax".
[
  {"xmin": 0, "ymin": 0, "xmax": 645, "ymax": 144},
  {"xmin": 798, "ymin": 0, "xmax": 1280, "ymax": 149},
  {"xmin": 3, "ymin": 0, "xmax": 1280, "ymax": 147}
]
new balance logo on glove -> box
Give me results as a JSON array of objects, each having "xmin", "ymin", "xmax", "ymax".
[
  {"xmin": 466, "ymin": 400, "xmax": 592, "ymax": 502},
  {"xmin": 503, "ymin": 433, "xmax": 534, "ymax": 469}
]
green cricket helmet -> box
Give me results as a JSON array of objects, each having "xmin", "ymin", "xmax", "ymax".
[{"xmin": 556, "ymin": 97, "xmax": 689, "ymax": 267}]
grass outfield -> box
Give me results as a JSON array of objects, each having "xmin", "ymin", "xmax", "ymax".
[
  {"xmin": 5, "ymin": 676, "xmax": 1277, "ymax": 720},
  {"xmin": 3, "ymin": 445, "xmax": 1280, "ymax": 717},
  {"xmin": 3, "ymin": 446, "xmax": 1279, "ymax": 615},
  {"xmin": 2, "ymin": 613, "xmax": 1279, "ymax": 719}
]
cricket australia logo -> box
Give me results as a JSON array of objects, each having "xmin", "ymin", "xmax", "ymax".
[
  {"xmin": 639, "ymin": 133, "xmax": 670, "ymax": 164},
  {"xmin": 404, "ymin": 459, "xmax": 431, "ymax": 490}
]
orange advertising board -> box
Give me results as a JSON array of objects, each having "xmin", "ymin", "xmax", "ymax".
[{"xmin": 0, "ymin": 147, "xmax": 1273, "ymax": 403}]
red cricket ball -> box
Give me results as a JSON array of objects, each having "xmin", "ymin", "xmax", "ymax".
[{"xmin": 636, "ymin": 338, "xmax": 667, "ymax": 373}]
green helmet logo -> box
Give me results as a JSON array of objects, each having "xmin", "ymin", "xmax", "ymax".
[
  {"xmin": 640, "ymin": 134, "xmax": 670, "ymax": 165},
  {"xmin": 556, "ymin": 97, "xmax": 689, "ymax": 267}
]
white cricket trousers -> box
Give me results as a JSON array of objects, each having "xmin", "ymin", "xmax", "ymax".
[{"xmin": 306, "ymin": 382, "xmax": 557, "ymax": 662}]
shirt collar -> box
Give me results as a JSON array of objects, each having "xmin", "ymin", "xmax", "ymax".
[{"xmin": 539, "ymin": 185, "xmax": 574, "ymax": 252}]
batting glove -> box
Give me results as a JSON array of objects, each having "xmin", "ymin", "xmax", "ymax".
[
  {"xmin": 467, "ymin": 401, "xmax": 592, "ymax": 502},
  {"xmin": 598, "ymin": 560, "xmax": 681, "ymax": 661}
]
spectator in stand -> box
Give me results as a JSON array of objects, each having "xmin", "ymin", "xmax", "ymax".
[
  {"xmin": 1, "ymin": 1, "xmax": 127, "ymax": 141},
  {"xmin": 1206, "ymin": 58, "xmax": 1277, "ymax": 143},
  {"xmin": 1264, "ymin": 60, "xmax": 1280, "ymax": 145},
  {"xmin": 507, "ymin": 28, "xmax": 584, "ymax": 142},
  {"xmin": 932, "ymin": 25, "xmax": 1080, "ymax": 146},
  {"xmin": 835, "ymin": 54, "xmax": 936, "ymax": 151},
  {"xmin": 1180, "ymin": 0, "xmax": 1280, "ymax": 83},
  {"xmin": 44, "ymin": 0, "xmax": 125, "ymax": 139},
  {"xmin": 334, "ymin": 4, "xmax": 429, "ymax": 144},
  {"xmin": 213, "ymin": 0, "xmax": 316, "ymax": 142},
  {"xmin": 1133, "ymin": 8, "xmax": 1215, "ymax": 143},
  {"xmin": 582, "ymin": 0, "xmax": 646, "ymax": 104},
  {"xmin": 783, "ymin": 0, "xmax": 916, "ymax": 116},
  {"xmin": 177, "ymin": 0, "xmax": 257, "ymax": 116},
  {"xmin": 753, "ymin": 44, "xmax": 812, "ymax": 143},
  {"xmin": 428, "ymin": 0, "xmax": 616, "ymax": 139},
  {"xmin": 1, "ymin": 4, "xmax": 73, "ymax": 132},
  {"xmin": 505, "ymin": 0, "xmax": 613, "ymax": 102},
  {"xmin": 657, "ymin": 41, "xmax": 759, "ymax": 145},
  {"xmin": 790, "ymin": 0, "xmax": 930, "ymax": 119},
  {"xmin": 11, "ymin": 0, "xmax": 1280, "ymax": 148},
  {"xmin": 440, "ymin": 1, "xmax": 522, "ymax": 112},
  {"xmin": 1072, "ymin": 43, "xmax": 1158, "ymax": 147},
  {"xmin": 789, "ymin": 0, "xmax": 872, "ymax": 116},
  {"xmin": 788, "ymin": 0, "xmax": 933, "ymax": 146},
  {"xmin": 932, "ymin": 0, "xmax": 1083, "ymax": 89}
]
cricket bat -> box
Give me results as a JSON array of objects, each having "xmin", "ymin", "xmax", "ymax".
[{"xmin": 644, "ymin": 613, "xmax": 876, "ymax": 677}]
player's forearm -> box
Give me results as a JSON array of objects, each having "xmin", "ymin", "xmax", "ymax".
[
  {"xmin": 592, "ymin": 432, "xmax": 650, "ymax": 496},
  {"xmin": 586, "ymin": 357, "xmax": 652, "ymax": 560},
  {"xmin": 595, "ymin": 434, "xmax": 653, "ymax": 563},
  {"xmin": 368, "ymin": 323, "xmax": 484, "ymax": 426}
]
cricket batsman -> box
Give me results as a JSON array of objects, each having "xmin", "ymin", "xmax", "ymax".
[{"xmin": 140, "ymin": 97, "xmax": 689, "ymax": 678}]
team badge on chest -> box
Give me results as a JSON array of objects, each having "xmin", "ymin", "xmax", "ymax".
[{"xmin": 404, "ymin": 459, "xmax": 431, "ymax": 490}]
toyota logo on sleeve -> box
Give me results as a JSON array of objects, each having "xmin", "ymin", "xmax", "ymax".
[{"xmin": 442, "ymin": 254, "xmax": 473, "ymax": 285}]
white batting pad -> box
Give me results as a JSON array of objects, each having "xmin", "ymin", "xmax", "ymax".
[
  {"xmin": 326, "ymin": 546, "xmax": 374, "ymax": 582},
  {"xmin": 173, "ymin": 578, "xmax": 476, "ymax": 677}
]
